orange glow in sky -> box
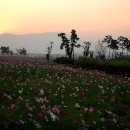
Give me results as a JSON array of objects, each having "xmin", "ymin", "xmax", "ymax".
[{"xmin": 0, "ymin": 0, "xmax": 130, "ymax": 40}]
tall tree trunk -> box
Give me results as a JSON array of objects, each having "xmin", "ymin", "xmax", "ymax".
[
  {"xmin": 109, "ymin": 48, "xmax": 110, "ymax": 58},
  {"xmin": 112, "ymin": 49, "xmax": 114, "ymax": 59},
  {"xmin": 115, "ymin": 50, "xmax": 116, "ymax": 58},
  {"xmin": 72, "ymin": 47, "xmax": 74, "ymax": 60},
  {"xmin": 127, "ymin": 49, "xmax": 128, "ymax": 57},
  {"xmin": 122, "ymin": 44, "xmax": 123, "ymax": 56},
  {"xmin": 65, "ymin": 48, "xmax": 67, "ymax": 58}
]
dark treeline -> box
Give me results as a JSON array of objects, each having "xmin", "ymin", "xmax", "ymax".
[
  {"xmin": 102, "ymin": 35, "xmax": 130, "ymax": 59},
  {"xmin": 58, "ymin": 31, "xmax": 130, "ymax": 60},
  {"xmin": 0, "ymin": 30, "xmax": 130, "ymax": 61},
  {"xmin": 0, "ymin": 46, "xmax": 27, "ymax": 56}
]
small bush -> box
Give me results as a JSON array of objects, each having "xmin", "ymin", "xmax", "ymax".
[
  {"xmin": 75, "ymin": 57, "xmax": 100, "ymax": 69},
  {"xmin": 54, "ymin": 57, "xmax": 74, "ymax": 64}
]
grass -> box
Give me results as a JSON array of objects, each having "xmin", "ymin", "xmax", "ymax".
[{"xmin": 0, "ymin": 56, "xmax": 130, "ymax": 130}]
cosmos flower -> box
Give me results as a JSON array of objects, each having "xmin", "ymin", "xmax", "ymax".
[
  {"xmin": 52, "ymin": 107, "xmax": 60, "ymax": 114},
  {"xmin": 75, "ymin": 103, "xmax": 80, "ymax": 108}
]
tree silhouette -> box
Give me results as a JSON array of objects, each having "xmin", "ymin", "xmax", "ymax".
[
  {"xmin": 82, "ymin": 41, "xmax": 91, "ymax": 57},
  {"xmin": 95, "ymin": 40, "xmax": 107, "ymax": 60},
  {"xmin": 0, "ymin": 46, "xmax": 13, "ymax": 55},
  {"xmin": 124, "ymin": 38, "xmax": 130, "ymax": 56},
  {"xmin": 103, "ymin": 35, "xmax": 112, "ymax": 58},
  {"xmin": 103, "ymin": 35, "xmax": 118, "ymax": 58},
  {"xmin": 118, "ymin": 36, "xmax": 130, "ymax": 56},
  {"xmin": 16, "ymin": 48, "xmax": 27, "ymax": 55},
  {"xmin": 89, "ymin": 51, "xmax": 94, "ymax": 58},
  {"xmin": 117, "ymin": 36, "xmax": 126, "ymax": 56},
  {"xmin": 70, "ymin": 29, "xmax": 80, "ymax": 59},
  {"xmin": 58, "ymin": 30, "xmax": 80, "ymax": 59},
  {"xmin": 46, "ymin": 42, "xmax": 53, "ymax": 61},
  {"xmin": 108, "ymin": 39, "xmax": 118, "ymax": 58}
]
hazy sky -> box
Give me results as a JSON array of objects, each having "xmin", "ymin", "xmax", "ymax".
[{"xmin": 0, "ymin": 0, "xmax": 130, "ymax": 41}]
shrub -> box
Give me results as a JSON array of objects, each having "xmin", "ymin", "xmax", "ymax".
[
  {"xmin": 74, "ymin": 57, "xmax": 101, "ymax": 69},
  {"xmin": 74, "ymin": 57, "xmax": 130, "ymax": 76},
  {"xmin": 54, "ymin": 57, "xmax": 74, "ymax": 64}
]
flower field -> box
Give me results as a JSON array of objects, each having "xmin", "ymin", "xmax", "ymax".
[{"xmin": 0, "ymin": 56, "xmax": 130, "ymax": 130}]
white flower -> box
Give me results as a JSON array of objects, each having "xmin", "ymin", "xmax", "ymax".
[
  {"xmin": 75, "ymin": 103, "xmax": 80, "ymax": 108},
  {"xmin": 40, "ymin": 89, "xmax": 44, "ymax": 96},
  {"xmin": 19, "ymin": 90, "xmax": 23, "ymax": 94},
  {"xmin": 84, "ymin": 107, "xmax": 88, "ymax": 112},
  {"xmin": 105, "ymin": 110, "xmax": 112, "ymax": 115},
  {"xmin": 75, "ymin": 87, "xmax": 79, "ymax": 92},
  {"xmin": 19, "ymin": 120, "xmax": 25, "ymax": 124},
  {"xmin": 101, "ymin": 89, "xmax": 105, "ymax": 94},
  {"xmin": 7, "ymin": 95, "xmax": 13, "ymax": 100},
  {"xmin": 28, "ymin": 113, "xmax": 33, "ymax": 117},
  {"xmin": 100, "ymin": 117, "xmax": 105, "ymax": 122},
  {"xmin": 112, "ymin": 118, "xmax": 117, "ymax": 123},
  {"xmin": 98, "ymin": 85, "xmax": 103, "ymax": 89},
  {"xmin": 34, "ymin": 122, "xmax": 41, "ymax": 129},
  {"xmin": 35, "ymin": 98, "xmax": 44, "ymax": 103},
  {"xmin": 49, "ymin": 111, "xmax": 57, "ymax": 121},
  {"xmin": 11, "ymin": 104, "xmax": 15, "ymax": 109},
  {"xmin": 93, "ymin": 121, "xmax": 96, "ymax": 124}
]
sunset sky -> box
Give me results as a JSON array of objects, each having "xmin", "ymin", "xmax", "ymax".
[{"xmin": 0, "ymin": 0, "xmax": 130, "ymax": 40}]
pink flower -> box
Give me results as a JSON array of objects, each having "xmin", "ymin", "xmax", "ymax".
[
  {"xmin": 4, "ymin": 122, "xmax": 8, "ymax": 129},
  {"xmin": 34, "ymin": 122, "xmax": 41, "ymax": 129},
  {"xmin": 123, "ymin": 104, "xmax": 128, "ymax": 109},
  {"xmin": 127, "ymin": 123, "xmax": 130, "ymax": 127},
  {"xmin": 88, "ymin": 106, "xmax": 94, "ymax": 112},
  {"xmin": 52, "ymin": 107, "xmax": 60, "ymax": 114},
  {"xmin": 37, "ymin": 112, "xmax": 43, "ymax": 118},
  {"xmin": 128, "ymin": 78, "xmax": 130, "ymax": 81}
]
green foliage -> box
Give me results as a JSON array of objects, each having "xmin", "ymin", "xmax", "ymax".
[
  {"xmin": 75, "ymin": 57, "xmax": 100, "ymax": 69},
  {"xmin": 54, "ymin": 57, "xmax": 74, "ymax": 64},
  {"xmin": 75, "ymin": 57, "xmax": 130, "ymax": 76}
]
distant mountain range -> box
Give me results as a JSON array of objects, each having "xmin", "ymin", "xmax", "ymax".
[{"xmin": 0, "ymin": 32, "xmax": 84, "ymax": 55}]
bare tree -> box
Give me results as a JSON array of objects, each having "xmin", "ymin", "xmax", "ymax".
[
  {"xmin": 103, "ymin": 35, "xmax": 118, "ymax": 58},
  {"xmin": 124, "ymin": 38, "xmax": 130, "ymax": 56},
  {"xmin": 118, "ymin": 36, "xmax": 130, "ymax": 56},
  {"xmin": 82, "ymin": 41, "xmax": 91, "ymax": 57},
  {"xmin": 117, "ymin": 36, "xmax": 126, "ymax": 56},
  {"xmin": 95, "ymin": 40, "xmax": 107, "ymax": 60},
  {"xmin": 46, "ymin": 42, "xmax": 53, "ymax": 61}
]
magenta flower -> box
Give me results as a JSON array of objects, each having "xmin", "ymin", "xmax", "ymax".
[
  {"xmin": 128, "ymin": 78, "xmax": 130, "ymax": 81},
  {"xmin": 37, "ymin": 112, "xmax": 43, "ymax": 118},
  {"xmin": 88, "ymin": 106, "xmax": 94, "ymax": 112},
  {"xmin": 127, "ymin": 123, "xmax": 130, "ymax": 127},
  {"xmin": 34, "ymin": 122, "xmax": 41, "ymax": 129},
  {"xmin": 52, "ymin": 107, "xmax": 60, "ymax": 114},
  {"xmin": 4, "ymin": 122, "xmax": 8, "ymax": 129}
]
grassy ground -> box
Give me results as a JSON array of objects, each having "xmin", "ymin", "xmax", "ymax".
[{"xmin": 0, "ymin": 56, "xmax": 130, "ymax": 130}]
